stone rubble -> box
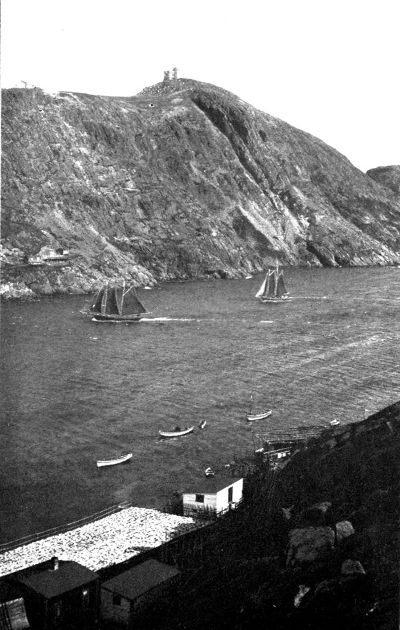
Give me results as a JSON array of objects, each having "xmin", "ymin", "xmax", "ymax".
[{"xmin": 0, "ymin": 507, "xmax": 196, "ymax": 577}]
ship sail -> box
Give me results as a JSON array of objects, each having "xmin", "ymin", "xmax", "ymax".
[
  {"xmin": 276, "ymin": 272, "xmax": 287, "ymax": 298},
  {"xmin": 89, "ymin": 282, "xmax": 147, "ymax": 321},
  {"xmin": 120, "ymin": 286, "xmax": 146, "ymax": 315},
  {"xmin": 90, "ymin": 288, "xmax": 104, "ymax": 312},
  {"xmin": 104, "ymin": 287, "xmax": 121, "ymax": 315},
  {"xmin": 255, "ymin": 274, "xmax": 268, "ymax": 298}
]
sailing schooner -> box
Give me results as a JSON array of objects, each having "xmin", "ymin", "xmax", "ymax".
[
  {"xmin": 90, "ymin": 282, "xmax": 147, "ymax": 322},
  {"xmin": 255, "ymin": 261, "xmax": 289, "ymax": 303}
]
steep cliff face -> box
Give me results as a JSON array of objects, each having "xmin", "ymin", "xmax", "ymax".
[{"xmin": 2, "ymin": 79, "xmax": 400, "ymax": 298}]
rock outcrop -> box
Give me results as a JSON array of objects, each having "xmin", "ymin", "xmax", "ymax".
[
  {"xmin": 2, "ymin": 79, "xmax": 400, "ymax": 298},
  {"xmin": 367, "ymin": 165, "xmax": 400, "ymax": 196}
]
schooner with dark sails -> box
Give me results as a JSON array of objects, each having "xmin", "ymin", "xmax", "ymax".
[
  {"xmin": 90, "ymin": 282, "xmax": 147, "ymax": 322},
  {"xmin": 255, "ymin": 261, "xmax": 289, "ymax": 303}
]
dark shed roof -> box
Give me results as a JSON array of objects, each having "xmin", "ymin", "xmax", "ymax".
[
  {"xmin": 16, "ymin": 561, "xmax": 98, "ymax": 599},
  {"xmin": 102, "ymin": 560, "xmax": 179, "ymax": 601},
  {"xmin": 183, "ymin": 476, "xmax": 242, "ymax": 495}
]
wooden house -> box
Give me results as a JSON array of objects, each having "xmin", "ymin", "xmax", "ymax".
[
  {"xmin": 10, "ymin": 556, "xmax": 100, "ymax": 630},
  {"xmin": 101, "ymin": 559, "xmax": 180, "ymax": 627},
  {"xmin": 182, "ymin": 476, "xmax": 243, "ymax": 517}
]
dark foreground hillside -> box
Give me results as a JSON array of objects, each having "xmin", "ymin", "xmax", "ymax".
[
  {"xmin": 126, "ymin": 403, "xmax": 399, "ymax": 630},
  {"xmin": 2, "ymin": 77, "xmax": 400, "ymax": 299}
]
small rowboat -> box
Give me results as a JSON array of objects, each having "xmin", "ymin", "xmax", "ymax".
[
  {"xmin": 96, "ymin": 453, "xmax": 132, "ymax": 468},
  {"xmin": 247, "ymin": 410, "xmax": 272, "ymax": 422},
  {"xmin": 158, "ymin": 426, "xmax": 194, "ymax": 438},
  {"xmin": 329, "ymin": 419, "xmax": 341, "ymax": 427},
  {"xmin": 199, "ymin": 420, "xmax": 207, "ymax": 430}
]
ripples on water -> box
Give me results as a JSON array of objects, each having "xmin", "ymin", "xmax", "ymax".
[{"xmin": 0, "ymin": 267, "xmax": 399, "ymax": 542}]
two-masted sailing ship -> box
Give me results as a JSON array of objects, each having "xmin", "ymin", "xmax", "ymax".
[
  {"xmin": 255, "ymin": 261, "xmax": 289, "ymax": 303},
  {"xmin": 90, "ymin": 282, "xmax": 147, "ymax": 322}
]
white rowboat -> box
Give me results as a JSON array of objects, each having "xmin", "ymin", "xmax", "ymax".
[
  {"xmin": 96, "ymin": 453, "xmax": 132, "ymax": 468},
  {"xmin": 159, "ymin": 426, "xmax": 194, "ymax": 438},
  {"xmin": 247, "ymin": 410, "xmax": 272, "ymax": 422}
]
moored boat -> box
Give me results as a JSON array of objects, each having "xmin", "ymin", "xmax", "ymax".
[
  {"xmin": 247, "ymin": 410, "xmax": 272, "ymax": 422},
  {"xmin": 204, "ymin": 467, "xmax": 215, "ymax": 477},
  {"xmin": 90, "ymin": 281, "xmax": 147, "ymax": 322},
  {"xmin": 158, "ymin": 426, "xmax": 194, "ymax": 438},
  {"xmin": 96, "ymin": 453, "xmax": 132, "ymax": 468},
  {"xmin": 199, "ymin": 420, "xmax": 207, "ymax": 429}
]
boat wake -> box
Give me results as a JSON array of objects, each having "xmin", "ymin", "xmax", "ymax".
[
  {"xmin": 141, "ymin": 317, "xmax": 197, "ymax": 322},
  {"xmin": 291, "ymin": 296, "xmax": 327, "ymax": 300}
]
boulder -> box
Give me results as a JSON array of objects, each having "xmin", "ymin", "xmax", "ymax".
[
  {"xmin": 335, "ymin": 520, "xmax": 355, "ymax": 542},
  {"xmin": 287, "ymin": 526, "xmax": 335, "ymax": 566},
  {"xmin": 341, "ymin": 559, "xmax": 366, "ymax": 576}
]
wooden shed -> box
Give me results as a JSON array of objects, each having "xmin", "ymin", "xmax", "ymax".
[
  {"xmin": 101, "ymin": 559, "xmax": 180, "ymax": 627},
  {"xmin": 12, "ymin": 556, "xmax": 100, "ymax": 630},
  {"xmin": 182, "ymin": 476, "xmax": 243, "ymax": 517}
]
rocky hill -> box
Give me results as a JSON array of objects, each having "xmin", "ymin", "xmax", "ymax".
[
  {"xmin": 367, "ymin": 166, "xmax": 400, "ymax": 196},
  {"xmin": 2, "ymin": 77, "xmax": 400, "ymax": 299}
]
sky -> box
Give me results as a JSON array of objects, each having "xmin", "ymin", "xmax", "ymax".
[{"xmin": 2, "ymin": 0, "xmax": 399, "ymax": 172}]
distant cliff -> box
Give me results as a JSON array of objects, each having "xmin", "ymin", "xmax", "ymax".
[{"xmin": 2, "ymin": 79, "xmax": 400, "ymax": 299}]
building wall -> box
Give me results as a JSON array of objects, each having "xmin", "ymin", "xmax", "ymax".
[
  {"xmin": 216, "ymin": 479, "xmax": 243, "ymax": 513},
  {"xmin": 182, "ymin": 493, "xmax": 217, "ymax": 516},
  {"xmin": 101, "ymin": 578, "xmax": 179, "ymax": 626},
  {"xmin": 133, "ymin": 579, "xmax": 178, "ymax": 615},
  {"xmin": 22, "ymin": 582, "xmax": 99, "ymax": 630},
  {"xmin": 101, "ymin": 587, "xmax": 130, "ymax": 626},
  {"xmin": 183, "ymin": 480, "xmax": 243, "ymax": 516}
]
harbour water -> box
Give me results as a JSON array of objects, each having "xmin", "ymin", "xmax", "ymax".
[{"xmin": 1, "ymin": 267, "xmax": 399, "ymax": 544}]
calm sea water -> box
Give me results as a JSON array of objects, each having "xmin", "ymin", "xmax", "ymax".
[{"xmin": 1, "ymin": 267, "xmax": 399, "ymax": 544}]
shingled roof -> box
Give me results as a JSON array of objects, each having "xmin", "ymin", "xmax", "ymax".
[
  {"xmin": 183, "ymin": 476, "xmax": 242, "ymax": 494},
  {"xmin": 102, "ymin": 560, "xmax": 179, "ymax": 601},
  {"xmin": 16, "ymin": 560, "xmax": 98, "ymax": 599}
]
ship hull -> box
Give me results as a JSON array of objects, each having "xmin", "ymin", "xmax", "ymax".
[
  {"xmin": 96, "ymin": 453, "xmax": 132, "ymax": 467},
  {"xmin": 159, "ymin": 426, "xmax": 194, "ymax": 438},
  {"xmin": 247, "ymin": 410, "xmax": 272, "ymax": 422},
  {"xmin": 91, "ymin": 313, "xmax": 143, "ymax": 322},
  {"xmin": 258, "ymin": 295, "xmax": 290, "ymax": 303}
]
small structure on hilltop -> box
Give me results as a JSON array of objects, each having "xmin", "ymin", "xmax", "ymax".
[
  {"xmin": 101, "ymin": 559, "xmax": 180, "ymax": 627},
  {"xmin": 182, "ymin": 476, "xmax": 243, "ymax": 518},
  {"xmin": 162, "ymin": 68, "xmax": 178, "ymax": 83},
  {"xmin": 5, "ymin": 556, "xmax": 100, "ymax": 630}
]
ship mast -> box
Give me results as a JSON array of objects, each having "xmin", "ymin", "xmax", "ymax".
[{"xmin": 121, "ymin": 279, "xmax": 126, "ymax": 314}]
